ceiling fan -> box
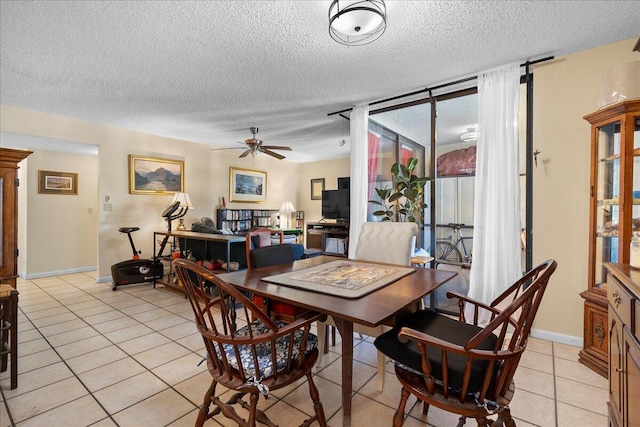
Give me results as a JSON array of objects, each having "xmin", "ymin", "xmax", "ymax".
[{"xmin": 212, "ymin": 127, "xmax": 292, "ymax": 160}]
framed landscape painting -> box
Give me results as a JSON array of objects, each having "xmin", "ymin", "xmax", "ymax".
[
  {"xmin": 129, "ymin": 155, "xmax": 184, "ymax": 195},
  {"xmin": 229, "ymin": 167, "xmax": 267, "ymax": 203},
  {"xmin": 38, "ymin": 170, "xmax": 78, "ymax": 195}
]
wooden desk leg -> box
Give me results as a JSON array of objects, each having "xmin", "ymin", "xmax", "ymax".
[{"xmin": 332, "ymin": 318, "xmax": 353, "ymax": 427}]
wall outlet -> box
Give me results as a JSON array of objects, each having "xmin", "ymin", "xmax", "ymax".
[{"xmin": 103, "ymin": 203, "xmax": 112, "ymax": 211}]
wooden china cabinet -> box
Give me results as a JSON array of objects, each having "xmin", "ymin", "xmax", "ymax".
[
  {"xmin": 579, "ymin": 100, "xmax": 640, "ymax": 378},
  {"xmin": 0, "ymin": 148, "xmax": 32, "ymax": 289}
]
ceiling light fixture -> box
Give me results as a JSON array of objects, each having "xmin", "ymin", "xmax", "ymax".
[
  {"xmin": 460, "ymin": 127, "xmax": 478, "ymax": 143},
  {"xmin": 329, "ymin": 0, "xmax": 386, "ymax": 46}
]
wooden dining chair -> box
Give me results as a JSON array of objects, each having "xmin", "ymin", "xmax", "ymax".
[
  {"xmin": 172, "ymin": 258, "xmax": 327, "ymax": 427},
  {"xmin": 374, "ymin": 259, "xmax": 557, "ymax": 427},
  {"xmin": 317, "ymin": 221, "xmax": 419, "ymax": 391}
]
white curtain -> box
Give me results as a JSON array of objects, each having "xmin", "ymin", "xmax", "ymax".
[
  {"xmin": 466, "ymin": 63, "xmax": 522, "ymax": 323},
  {"xmin": 349, "ymin": 104, "xmax": 369, "ymax": 258}
]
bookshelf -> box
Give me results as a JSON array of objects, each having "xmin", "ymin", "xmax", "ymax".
[{"xmin": 216, "ymin": 209, "xmax": 305, "ymax": 233}]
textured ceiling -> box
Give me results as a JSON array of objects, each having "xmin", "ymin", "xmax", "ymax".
[{"xmin": 1, "ymin": 1, "xmax": 639, "ymax": 162}]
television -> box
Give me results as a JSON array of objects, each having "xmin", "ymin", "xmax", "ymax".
[{"xmin": 322, "ymin": 189, "xmax": 350, "ymax": 222}]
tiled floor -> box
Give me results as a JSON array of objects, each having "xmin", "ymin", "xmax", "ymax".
[{"xmin": 1, "ymin": 272, "xmax": 608, "ymax": 427}]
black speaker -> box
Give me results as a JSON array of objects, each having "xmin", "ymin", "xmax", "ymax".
[{"xmin": 337, "ymin": 177, "xmax": 350, "ymax": 190}]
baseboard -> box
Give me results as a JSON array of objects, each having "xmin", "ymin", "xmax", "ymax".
[
  {"xmin": 530, "ymin": 328, "xmax": 583, "ymax": 348},
  {"xmin": 96, "ymin": 276, "xmax": 112, "ymax": 284},
  {"xmin": 20, "ymin": 266, "xmax": 97, "ymax": 280}
]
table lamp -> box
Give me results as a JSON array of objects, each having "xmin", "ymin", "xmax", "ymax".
[
  {"xmin": 170, "ymin": 192, "xmax": 194, "ymax": 231},
  {"xmin": 279, "ymin": 201, "xmax": 296, "ymax": 229}
]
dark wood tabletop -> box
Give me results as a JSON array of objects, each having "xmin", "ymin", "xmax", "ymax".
[{"xmin": 218, "ymin": 255, "xmax": 457, "ymax": 327}]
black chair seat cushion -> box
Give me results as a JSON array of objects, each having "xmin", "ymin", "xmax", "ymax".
[
  {"xmin": 374, "ymin": 310, "xmax": 498, "ymax": 393},
  {"xmin": 250, "ymin": 244, "xmax": 295, "ymax": 268},
  {"xmin": 214, "ymin": 319, "xmax": 318, "ymax": 379}
]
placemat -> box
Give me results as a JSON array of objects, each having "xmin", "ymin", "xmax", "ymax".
[{"xmin": 262, "ymin": 260, "xmax": 415, "ymax": 298}]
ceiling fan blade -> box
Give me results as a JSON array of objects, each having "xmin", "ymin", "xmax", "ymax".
[
  {"xmin": 260, "ymin": 148, "xmax": 285, "ymax": 160},
  {"xmin": 239, "ymin": 149, "xmax": 252, "ymax": 158},
  {"xmin": 210, "ymin": 147, "xmax": 247, "ymax": 151},
  {"xmin": 261, "ymin": 145, "xmax": 292, "ymax": 151}
]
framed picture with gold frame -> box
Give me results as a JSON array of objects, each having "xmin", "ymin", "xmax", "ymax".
[
  {"xmin": 311, "ymin": 178, "xmax": 324, "ymax": 200},
  {"xmin": 38, "ymin": 170, "xmax": 78, "ymax": 195},
  {"xmin": 229, "ymin": 167, "xmax": 267, "ymax": 203},
  {"xmin": 129, "ymin": 155, "xmax": 184, "ymax": 195}
]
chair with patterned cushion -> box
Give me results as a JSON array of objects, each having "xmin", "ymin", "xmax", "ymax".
[
  {"xmin": 317, "ymin": 221, "xmax": 419, "ymax": 391},
  {"xmin": 374, "ymin": 259, "xmax": 557, "ymax": 427},
  {"xmin": 172, "ymin": 258, "xmax": 327, "ymax": 427}
]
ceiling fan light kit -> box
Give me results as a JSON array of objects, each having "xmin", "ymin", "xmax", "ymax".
[{"xmin": 328, "ymin": 0, "xmax": 386, "ymax": 46}]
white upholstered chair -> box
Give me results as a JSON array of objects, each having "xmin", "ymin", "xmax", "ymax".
[{"xmin": 317, "ymin": 221, "xmax": 419, "ymax": 391}]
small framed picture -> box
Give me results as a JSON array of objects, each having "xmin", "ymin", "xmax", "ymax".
[
  {"xmin": 230, "ymin": 167, "xmax": 267, "ymax": 203},
  {"xmin": 129, "ymin": 155, "xmax": 184, "ymax": 195},
  {"xmin": 38, "ymin": 170, "xmax": 78, "ymax": 195},
  {"xmin": 311, "ymin": 178, "xmax": 325, "ymax": 200}
]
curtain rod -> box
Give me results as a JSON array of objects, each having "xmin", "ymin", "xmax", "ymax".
[{"xmin": 327, "ymin": 56, "xmax": 554, "ymax": 117}]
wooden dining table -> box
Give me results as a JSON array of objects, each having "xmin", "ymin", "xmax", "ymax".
[{"xmin": 218, "ymin": 255, "xmax": 457, "ymax": 427}]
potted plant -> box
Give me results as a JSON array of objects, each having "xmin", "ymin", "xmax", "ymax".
[{"xmin": 369, "ymin": 157, "xmax": 429, "ymax": 227}]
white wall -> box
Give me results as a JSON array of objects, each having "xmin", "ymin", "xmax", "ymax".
[{"xmin": 296, "ymin": 157, "xmax": 351, "ymax": 223}]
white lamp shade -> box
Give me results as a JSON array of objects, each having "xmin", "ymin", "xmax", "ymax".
[
  {"xmin": 279, "ymin": 201, "xmax": 296, "ymax": 213},
  {"xmin": 171, "ymin": 192, "xmax": 194, "ymax": 208}
]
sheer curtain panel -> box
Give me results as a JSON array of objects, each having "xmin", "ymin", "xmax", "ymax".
[
  {"xmin": 466, "ymin": 63, "xmax": 522, "ymax": 323},
  {"xmin": 349, "ymin": 104, "xmax": 370, "ymax": 258}
]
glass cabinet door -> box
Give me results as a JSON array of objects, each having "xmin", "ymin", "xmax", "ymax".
[{"xmin": 594, "ymin": 121, "xmax": 621, "ymax": 289}]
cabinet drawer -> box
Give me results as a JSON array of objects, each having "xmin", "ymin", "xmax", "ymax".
[{"xmin": 608, "ymin": 274, "xmax": 633, "ymax": 326}]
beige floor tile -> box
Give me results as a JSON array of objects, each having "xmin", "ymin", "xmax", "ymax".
[
  {"xmin": 405, "ymin": 401, "xmax": 463, "ymax": 427},
  {"xmin": 23, "ymin": 305, "xmax": 70, "ymax": 321},
  {"xmin": 116, "ymin": 331, "xmax": 172, "ymax": 355},
  {"xmin": 46, "ymin": 325, "xmax": 101, "ymax": 347},
  {"xmin": 78, "ymin": 357, "xmax": 147, "ymax": 392},
  {"xmin": 555, "ymin": 376, "xmax": 608, "ymax": 416},
  {"xmin": 144, "ymin": 313, "xmax": 189, "ymax": 331},
  {"xmin": 172, "ymin": 371, "xmax": 213, "ymax": 406},
  {"xmin": 55, "ymin": 334, "xmax": 113, "ymax": 360},
  {"xmin": 64, "ymin": 298, "xmax": 106, "ymax": 312},
  {"xmin": 118, "ymin": 302, "xmax": 161, "ymax": 315},
  {"xmin": 129, "ymin": 307, "xmax": 173, "ymax": 323},
  {"xmin": 16, "ymin": 329, "xmax": 43, "ymax": 345},
  {"xmin": 1, "ymin": 362, "xmax": 74, "ymax": 399},
  {"xmin": 158, "ymin": 321, "xmax": 198, "ymax": 340},
  {"xmin": 527, "ymin": 336, "xmax": 554, "ymax": 355},
  {"xmin": 93, "ymin": 371, "xmax": 169, "ymax": 414},
  {"xmin": 66, "ymin": 345, "xmax": 129, "ymax": 374},
  {"xmin": 17, "ymin": 337, "xmax": 51, "ymax": 356},
  {"xmin": 509, "ymin": 388, "xmax": 556, "ymax": 427},
  {"xmin": 514, "ymin": 365, "xmax": 555, "ymax": 397},
  {"xmin": 111, "ymin": 389, "xmax": 195, "ymax": 426},
  {"xmin": 553, "ymin": 342, "xmax": 581, "ymax": 361},
  {"xmin": 556, "ymin": 401, "xmax": 608, "ymax": 427},
  {"xmin": 175, "ymin": 331, "xmax": 206, "ymax": 352},
  {"xmin": 554, "ymin": 357, "xmax": 608, "ymax": 389},
  {"xmin": 36, "ymin": 318, "xmax": 87, "ymax": 337},
  {"xmin": 16, "ymin": 348, "xmax": 61, "ymax": 374},
  {"xmin": 92, "ymin": 316, "xmax": 140, "ymax": 334},
  {"xmin": 283, "ymin": 375, "xmax": 344, "ymax": 420},
  {"xmin": 352, "ymin": 340, "xmax": 381, "ymax": 368},
  {"xmin": 71, "ymin": 303, "xmax": 115, "ymax": 318},
  {"xmin": 133, "ymin": 341, "xmax": 191, "ymax": 369},
  {"xmin": 264, "ymin": 399, "xmax": 319, "ymax": 426},
  {"xmin": 317, "ymin": 358, "xmax": 377, "ymax": 394},
  {"xmin": 30, "ymin": 311, "xmax": 79, "ymax": 328},
  {"xmin": 104, "ymin": 323, "xmax": 154, "ymax": 343},
  {"xmin": 16, "ymin": 394, "xmax": 106, "ymax": 427},
  {"xmin": 519, "ymin": 348, "xmax": 554, "ymax": 374},
  {"xmin": 329, "ymin": 393, "xmax": 397, "ymax": 427},
  {"xmin": 6, "ymin": 377, "xmax": 88, "ymax": 423},
  {"xmin": 82, "ymin": 310, "xmax": 128, "ymax": 326},
  {"xmin": 85, "ymin": 417, "xmax": 117, "ymax": 426},
  {"xmin": 151, "ymin": 353, "xmax": 206, "ymax": 386}
]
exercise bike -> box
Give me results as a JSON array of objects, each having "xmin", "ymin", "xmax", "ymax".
[{"xmin": 110, "ymin": 226, "xmax": 164, "ymax": 291}]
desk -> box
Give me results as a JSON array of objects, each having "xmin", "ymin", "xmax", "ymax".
[
  {"xmin": 154, "ymin": 231, "xmax": 247, "ymax": 290},
  {"xmin": 218, "ymin": 255, "xmax": 456, "ymax": 427}
]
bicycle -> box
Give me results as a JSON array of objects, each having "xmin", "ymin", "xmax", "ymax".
[{"xmin": 434, "ymin": 223, "xmax": 473, "ymax": 266}]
